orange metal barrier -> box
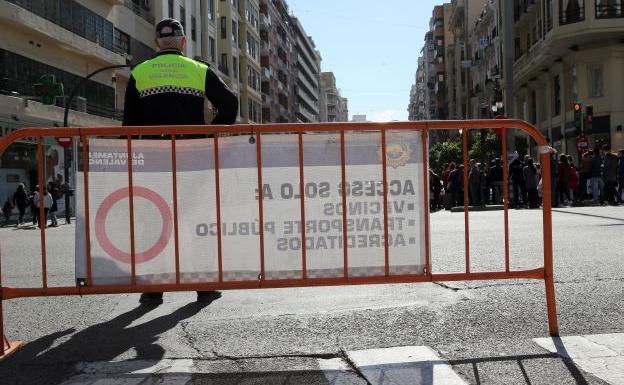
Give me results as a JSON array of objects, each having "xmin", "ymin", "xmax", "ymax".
[{"xmin": 0, "ymin": 120, "xmax": 559, "ymax": 360}]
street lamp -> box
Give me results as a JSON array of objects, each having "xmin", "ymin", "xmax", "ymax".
[{"xmin": 62, "ymin": 63, "xmax": 132, "ymax": 224}]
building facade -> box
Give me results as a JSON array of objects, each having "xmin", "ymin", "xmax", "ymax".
[
  {"xmin": 259, "ymin": 0, "xmax": 293, "ymax": 123},
  {"xmin": 447, "ymin": 0, "xmax": 485, "ymax": 119},
  {"xmin": 238, "ymin": 0, "xmax": 262, "ymax": 123},
  {"xmin": 469, "ymin": 0, "xmax": 503, "ymax": 119},
  {"xmin": 512, "ymin": 0, "xmax": 624, "ymax": 155},
  {"xmin": 319, "ymin": 72, "xmax": 348, "ymax": 122},
  {"xmin": 289, "ymin": 16, "xmax": 321, "ymax": 123}
]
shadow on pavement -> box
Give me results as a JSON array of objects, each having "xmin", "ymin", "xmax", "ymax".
[
  {"xmin": 552, "ymin": 209, "xmax": 624, "ymax": 223},
  {"xmin": 0, "ymin": 296, "xmax": 218, "ymax": 385}
]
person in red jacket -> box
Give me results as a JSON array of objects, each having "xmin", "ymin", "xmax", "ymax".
[{"xmin": 567, "ymin": 155, "xmax": 579, "ymax": 204}]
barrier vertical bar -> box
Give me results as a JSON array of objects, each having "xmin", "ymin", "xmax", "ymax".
[
  {"xmin": 255, "ymin": 128, "xmax": 266, "ymax": 284},
  {"xmin": 37, "ymin": 137, "xmax": 47, "ymax": 288},
  {"xmin": 462, "ymin": 128, "xmax": 470, "ymax": 274},
  {"xmin": 540, "ymin": 146, "xmax": 559, "ymax": 336},
  {"xmin": 501, "ymin": 128, "xmax": 510, "ymax": 273},
  {"xmin": 340, "ymin": 131, "xmax": 349, "ymax": 278},
  {"xmin": 381, "ymin": 128, "xmax": 390, "ymax": 277},
  {"xmin": 171, "ymin": 136, "xmax": 181, "ymax": 285},
  {"xmin": 214, "ymin": 135, "xmax": 223, "ymax": 283},
  {"xmin": 127, "ymin": 136, "xmax": 136, "ymax": 285},
  {"xmin": 81, "ymin": 136, "xmax": 93, "ymax": 286},
  {"xmin": 421, "ymin": 127, "xmax": 431, "ymax": 275},
  {"xmin": 298, "ymin": 132, "xmax": 307, "ymax": 279}
]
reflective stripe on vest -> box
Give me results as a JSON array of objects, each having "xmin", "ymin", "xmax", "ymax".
[{"xmin": 132, "ymin": 54, "xmax": 207, "ymax": 99}]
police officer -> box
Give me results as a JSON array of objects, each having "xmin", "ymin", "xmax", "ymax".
[{"xmin": 123, "ymin": 18, "xmax": 238, "ymax": 305}]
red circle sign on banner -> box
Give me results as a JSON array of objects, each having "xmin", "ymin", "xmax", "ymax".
[
  {"xmin": 57, "ymin": 137, "xmax": 72, "ymax": 148},
  {"xmin": 94, "ymin": 187, "xmax": 172, "ymax": 264}
]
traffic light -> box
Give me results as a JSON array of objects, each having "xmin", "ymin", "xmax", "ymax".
[
  {"xmin": 585, "ymin": 105, "xmax": 593, "ymax": 132},
  {"xmin": 573, "ymin": 102, "xmax": 582, "ymax": 131},
  {"xmin": 34, "ymin": 74, "xmax": 64, "ymax": 105}
]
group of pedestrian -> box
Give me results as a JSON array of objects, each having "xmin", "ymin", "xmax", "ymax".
[
  {"xmin": 1, "ymin": 181, "xmax": 62, "ymax": 228},
  {"xmin": 578, "ymin": 145, "xmax": 623, "ymax": 206},
  {"xmin": 436, "ymin": 158, "xmax": 506, "ymax": 210},
  {"xmin": 433, "ymin": 144, "xmax": 624, "ymax": 210}
]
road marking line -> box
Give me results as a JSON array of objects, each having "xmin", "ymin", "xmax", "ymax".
[
  {"xmin": 534, "ymin": 333, "xmax": 624, "ymax": 385},
  {"xmin": 345, "ymin": 346, "xmax": 469, "ymax": 385}
]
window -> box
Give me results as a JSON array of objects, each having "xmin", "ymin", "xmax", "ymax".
[
  {"xmin": 179, "ymin": 6, "xmax": 186, "ymax": 32},
  {"xmin": 248, "ymin": 98, "xmax": 260, "ymax": 122},
  {"xmin": 559, "ymin": 0, "xmax": 584, "ymax": 24},
  {"xmin": 220, "ymin": 53, "xmax": 229, "ymax": 74},
  {"xmin": 191, "ymin": 16, "xmax": 196, "ymax": 41},
  {"xmin": 232, "ymin": 20, "xmax": 238, "ymax": 43},
  {"xmin": 113, "ymin": 28, "xmax": 130, "ymax": 55},
  {"xmin": 0, "ymin": 49, "xmax": 115, "ymax": 118},
  {"xmin": 220, "ymin": 17, "xmax": 227, "ymax": 39},
  {"xmin": 233, "ymin": 56, "xmax": 238, "ymax": 79},
  {"xmin": 208, "ymin": 0, "xmax": 215, "ymax": 21},
  {"xmin": 546, "ymin": 0, "xmax": 553, "ymax": 30},
  {"xmin": 245, "ymin": 0, "xmax": 259, "ymax": 30},
  {"xmin": 209, "ymin": 37, "xmax": 216, "ymax": 63},
  {"xmin": 6, "ymin": 0, "xmax": 114, "ymax": 51},
  {"xmin": 553, "ymin": 75, "xmax": 561, "ymax": 116},
  {"xmin": 246, "ymin": 32, "xmax": 259, "ymax": 60},
  {"xmin": 589, "ymin": 64, "xmax": 604, "ymax": 98},
  {"xmin": 247, "ymin": 65, "xmax": 260, "ymax": 91},
  {"xmin": 168, "ymin": 0, "xmax": 174, "ymax": 18},
  {"xmin": 596, "ymin": 0, "xmax": 623, "ymax": 18}
]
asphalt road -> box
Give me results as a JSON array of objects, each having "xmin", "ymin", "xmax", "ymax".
[{"xmin": 0, "ymin": 206, "xmax": 622, "ymax": 384}]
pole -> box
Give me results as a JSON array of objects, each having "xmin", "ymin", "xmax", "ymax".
[
  {"xmin": 465, "ymin": 0, "xmax": 470, "ymax": 119},
  {"xmin": 502, "ymin": 0, "xmax": 514, "ymax": 118},
  {"xmin": 63, "ymin": 64, "xmax": 131, "ymax": 224}
]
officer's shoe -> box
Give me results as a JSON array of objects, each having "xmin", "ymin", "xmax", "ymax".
[
  {"xmin": 139, "ymin": 292, "xmax": 164, "ymax": 305},
  {"xmin": 196, "ymin": 291, "xmax": 221, "ymax": 304}
]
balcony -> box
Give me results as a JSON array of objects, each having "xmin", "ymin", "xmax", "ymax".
[{"xmin": 1, "ymin": 1, "xmax": 124, "ymax": 66}]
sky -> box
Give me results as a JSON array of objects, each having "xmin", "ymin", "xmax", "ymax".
[{"xmin": 286, "ymin": 0, "xmax": 441, "ymax": 122}]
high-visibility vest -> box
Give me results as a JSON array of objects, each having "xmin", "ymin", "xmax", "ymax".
[{"xmin": 131, "ymin": 54, "xmax": 207, "ymax": 99}]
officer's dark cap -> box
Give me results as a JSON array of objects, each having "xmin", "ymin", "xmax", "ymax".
[{"xmin": 156, "ymin": 18, "xmax": 185, "ymax": 38}]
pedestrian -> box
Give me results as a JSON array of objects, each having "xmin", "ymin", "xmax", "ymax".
[
  {"xmin": 478, "ymin": 163, "xmax": 489, "ymax": 206},
  {"xmin": 29, "ymin": 188, "xmax": 37, "ymax": 226},
  {"xmin": 523, "ymin": 158, "xmax": 539, "ymax": 208},
  {"xmin": 2, "ymin": 199, "xmax": 12, "ymax": 225},
  {"xmin": 509, "ymin": 155, "xmax": 524, "ymax": 208},
  {"xmin": 123, "ymin": 18, "xmax": 238, "ymax": 306},
  {"xmin": 567, "ymin": 155, "xmax": 579, "ymax": 205},
  {"xmin": 557, "ymin": 154, "xmax": 571, "ymax": 205},
  {"xmin": 47, "ymin": 181, "xmax": 59, "ymax": 227},
  {"xmin": 442, "ymin": 163, "xmax": 451, "ymax": 191},
  {"xmin": 601, "ymin": 144, "xmax": 619, "ymax": 205},
  {"xmin": 12, "ymin": 183, "xmax": 30, "ymax": 226},
  {"xmin": 489, "ymin": 158, "xmax": 503, "ymax": 204},
  {"xmin": 468, "ymin": 159, "xmax": 480, "ymax": 206},
  {"xmin": 590, "ymin": 147, "xmax": 605, "ymax": 205},
  {"xmin": 33, "ymin": 186, "xmax": 53, "ymax": 228},
  {"xmin": 580, "ymin": 150, "xmax": 593, "ymax": 202},
  {"xmin": 618, "ymin": 149, "xmax": 624, "ymax": 202},
  {"xmin": 447, "ymin": 164, "xmax": 464, "ymax": 208},
  {"xmin": 429, "ymin": 169, "xmax": 442, "ymax": 210}
]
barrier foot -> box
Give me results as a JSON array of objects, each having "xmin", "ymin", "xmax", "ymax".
[
  {"xmin": 545, "ymin": 276, "xmax": 560, "ymax": 337},
  {"xmin": 1, "ymin": 335, "xmax": 23, "ymax": 361}
]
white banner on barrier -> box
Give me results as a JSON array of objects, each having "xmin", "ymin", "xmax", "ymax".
[{"xmin": 75, "ymin": 132, "xmax": 427, "ymax": 285}]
